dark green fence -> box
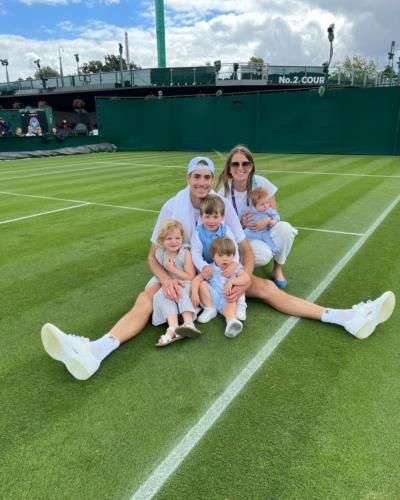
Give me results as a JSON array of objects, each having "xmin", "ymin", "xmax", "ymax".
[{"xmin": 97, "ymin": 86, "xmax": 400, "ymax": 155}]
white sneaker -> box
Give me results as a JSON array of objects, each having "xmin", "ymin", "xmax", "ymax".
[
  {"xmin": 236, "ymin": 303, "xmax": 247, "ymax": 321},
  {"xmin": 197, "ymin": 307, "xmax": 217, "ymax": 324},
  {"xmin": 41, "ymin": 323, "xmax": 100, "ymax": 380},
  {"xmin": 345, "ymin": 291, "xmax": 396, "ymax": 339},
  {"xmin": 224, "ymin": 319, "xmax": 243, "ymax": 338}
]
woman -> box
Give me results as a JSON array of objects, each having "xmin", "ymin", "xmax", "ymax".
[{"xmin": 217, "ymin": 144, "xmax": 297, "ymax": 288}]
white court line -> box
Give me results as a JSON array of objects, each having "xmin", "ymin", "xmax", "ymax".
[
  {"xmin": 131, "ymin": 193, "xmax": 400, "ymax": 500},
  {"xmin": 0, "ymin": 163, "xmax": 139, "ymax": 182},
  {"xmin": 256, "ymin": 168, "xmax": 400, "ymax": 179},
  {"xmin": 0, "ymin": 203, "xmax": 89, "ymax": 225},
  {"xmin": 0, "ymin": 158, "xmax": 122, "ymax": 175},
  {"xmin": 0, "ymin": 190, "xmax": 372, "ymax": 234},
  {"xmin": 0, "ymin": 190, "xmax": 159, "ymax": 214},
  {"xmin": 296, "ymin": 226, "xmax": 364, "ymax": 236},
  {"xmin": 1, "ymin": 161, "xmax": 400, "ymax": 182}
]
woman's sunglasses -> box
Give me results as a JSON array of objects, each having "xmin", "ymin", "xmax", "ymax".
[{"xmin": 230, "ymin": 161, "xmax": 252, "ymax": 169}]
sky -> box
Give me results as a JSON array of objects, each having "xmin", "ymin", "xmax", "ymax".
[{"xmin": 0, "ymin": 0, "xmax": 398, "ymax": 82}]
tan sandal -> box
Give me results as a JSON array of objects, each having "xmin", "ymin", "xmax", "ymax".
[{"xmin": 175, "ymin": 323, "xmax": 202, "ymax": 338}]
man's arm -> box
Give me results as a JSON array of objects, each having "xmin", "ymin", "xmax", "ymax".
[
  {"xmin": 224, "ymin": 239, "xmax": 254, "ymax": 302},
  {"xmin": 191, "ymin": 273, "xmax": 204, "ymax": 307},
  {"xmin": 238, "ymin": 239, "xmax": 254, "ymax": 276}
]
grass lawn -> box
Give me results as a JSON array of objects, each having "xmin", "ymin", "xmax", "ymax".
[{"xmin": 1, "ymin": 151, "xmax": 399, "ymax": 500}]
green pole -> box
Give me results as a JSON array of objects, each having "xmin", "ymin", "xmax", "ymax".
[{"xmin": 155, "ymin": 0, "xmax": 166, "ymax": 68}]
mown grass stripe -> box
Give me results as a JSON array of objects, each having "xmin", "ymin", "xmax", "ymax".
[
  {"xmin": 0, "ymin": 203, "xmax": 90, "ymax": 225},
  {"xmin": 257, "ymin": 168, "xmax": 400, "ymax": 179},
  {"xmin": 131, "ymin": 193, "xmax": 400, "ymax": 500},
  {"xmin": 0, "ymin": 190, "xmax": 159, "ymax": 214},
  {"xmin": 295, "ymin": 226, "xmax": 364, "ymax": 236}
]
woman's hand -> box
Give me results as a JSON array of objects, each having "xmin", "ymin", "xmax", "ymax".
[
  {"xmin": 240, "ymin": 212, "xmax": 253, "ymax": 228},
  {"xmin": 247, "ymin": 216, "xmax": 272, "ymax": 231}
]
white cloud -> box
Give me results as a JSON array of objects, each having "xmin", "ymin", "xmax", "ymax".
[{"xmin": 1, "ymin": 0, "xmax": 398, "ymax": 81}]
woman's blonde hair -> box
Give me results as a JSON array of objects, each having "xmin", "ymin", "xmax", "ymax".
[
  {"xmin": 156, "ymin": 219, "xmax": 185, "ymax": 246},
  {"xmin": 209, "ymin": 236, "xmax": 236, "ymax": 258},
  {"xmin": 216, "ymin": 144, "xmax": 256, "ymax": 197}
]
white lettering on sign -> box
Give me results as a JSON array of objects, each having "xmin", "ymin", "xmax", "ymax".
[{"xmin": 278, "ymin": 76, "xmax": 325, "ymax": 84}]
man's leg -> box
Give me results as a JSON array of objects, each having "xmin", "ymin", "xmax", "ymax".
[
  {"xmin": 41, "ymin": 283, "xmax": 160, "ymax": 380},
  {"xmin": 111, "ymin": 283, "xmax": 159, "ymax": 343},
  {"xmin": 246, "ymin": 276, "xmax": 396, "ymax": 339},
  {"xmin": 246, "ymin": 276, "xmax": 324, "ymax": 319}
]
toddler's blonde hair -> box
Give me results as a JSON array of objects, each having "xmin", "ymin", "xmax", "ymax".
[{"xmin": 156, "ymin": 219, "xmax": 185, "ymax": 247}]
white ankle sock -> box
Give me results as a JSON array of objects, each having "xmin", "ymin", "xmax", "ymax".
[
  {"xmin": 90, "ymin": 333, "xmax": 120, "ymax": 362},
  {"xmin": 321, "ymin": 308, "xmax": 354, "ymax": 327}
]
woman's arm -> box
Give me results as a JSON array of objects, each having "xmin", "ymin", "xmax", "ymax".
[{"xmin": 268, "ymin": 195, "xmax": 277, "ymax": 210}]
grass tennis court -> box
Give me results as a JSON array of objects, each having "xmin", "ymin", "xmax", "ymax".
[{"xmin": 1, "ymin": 151, "xmax": 400, "ymax": 499}]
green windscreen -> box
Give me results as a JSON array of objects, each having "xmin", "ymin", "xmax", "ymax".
[{"xmin": 96, "ymin": 86, "xmax": 400, "ymax": 155}]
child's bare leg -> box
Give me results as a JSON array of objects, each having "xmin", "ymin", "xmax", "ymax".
[
  {"xmin": 166, "ymin": 314, "xmax": 179, "ymax": 330},
  {"xmin": 222, "ymin": 302, "xmax": 237, "ymax": 322},
  {"xmin": 199, "ymin": 282, "xmax": 213, "ymax": 308},
  {"xmin": 182, "ymin": 311, "xmax": 195, "ymax": 324}
]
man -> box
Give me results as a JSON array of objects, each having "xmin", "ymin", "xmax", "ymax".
[{"xmin": 41, "ymin": 157, "xmax": 396, "ymax": 380}]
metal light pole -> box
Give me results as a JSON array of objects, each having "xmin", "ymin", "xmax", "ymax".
[
  {"xmin": 322, "ymin": 23, "xmax": 335, "ymax": 86},
  {"xmin": 118, "ymin": 42, "xmax": 124, "ymax": 85},
  {"xmin": 388, "ymin": 41, "xmax": 395, "ymax": 86},
  {"xmin": 34, "ymin": 58, "xmax": 46, "ymax": 88},
  {"xmin": 0, "ymin": 59, "xmax": 9, "ymax": 84},
  {"xmin": 58, "ymin": 47, "xmax": 64, "ymax": 86},
  {"xmin": 397, "ymin": 57, "xmax": 400, "ymax": 85},
  {"xmin": 74, "ymin": 53, "xmax": 80, "ymax": 75}
]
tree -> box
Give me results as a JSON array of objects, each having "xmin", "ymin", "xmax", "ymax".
[
  {"xmin": 34, "ymin": 66, "xmax": 60, "ymax": 79},
  {"xmin": 334, "ymin": 55, "xmax": 377, "ymax": 82},
  {"xmin": 249, "ymin": 56, "xmax": 264, "ymax": 64},
  {"xmin": 381, "ymin": 64, "xmax": 397, "ymax": 79},
  {"xmin": 81, "ymin": 60, "xmax": 104, "ymax": 74},
  {"xmin": 81, "ymin": 54, "xmax": 140, "ymax": 74}
]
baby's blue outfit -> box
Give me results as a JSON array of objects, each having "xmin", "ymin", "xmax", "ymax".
[
  {"xmin": 244, "ymin": 207, "xmax": 280, "ymax": 255},
  {"xmin": 207, "ymin": 262, "xmax": 244, "ymax": 313}
]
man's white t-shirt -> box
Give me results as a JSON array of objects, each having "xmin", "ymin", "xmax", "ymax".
[{"xmin": 151, "ymin": 187, "xmax": 245, "ymax": 245}]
